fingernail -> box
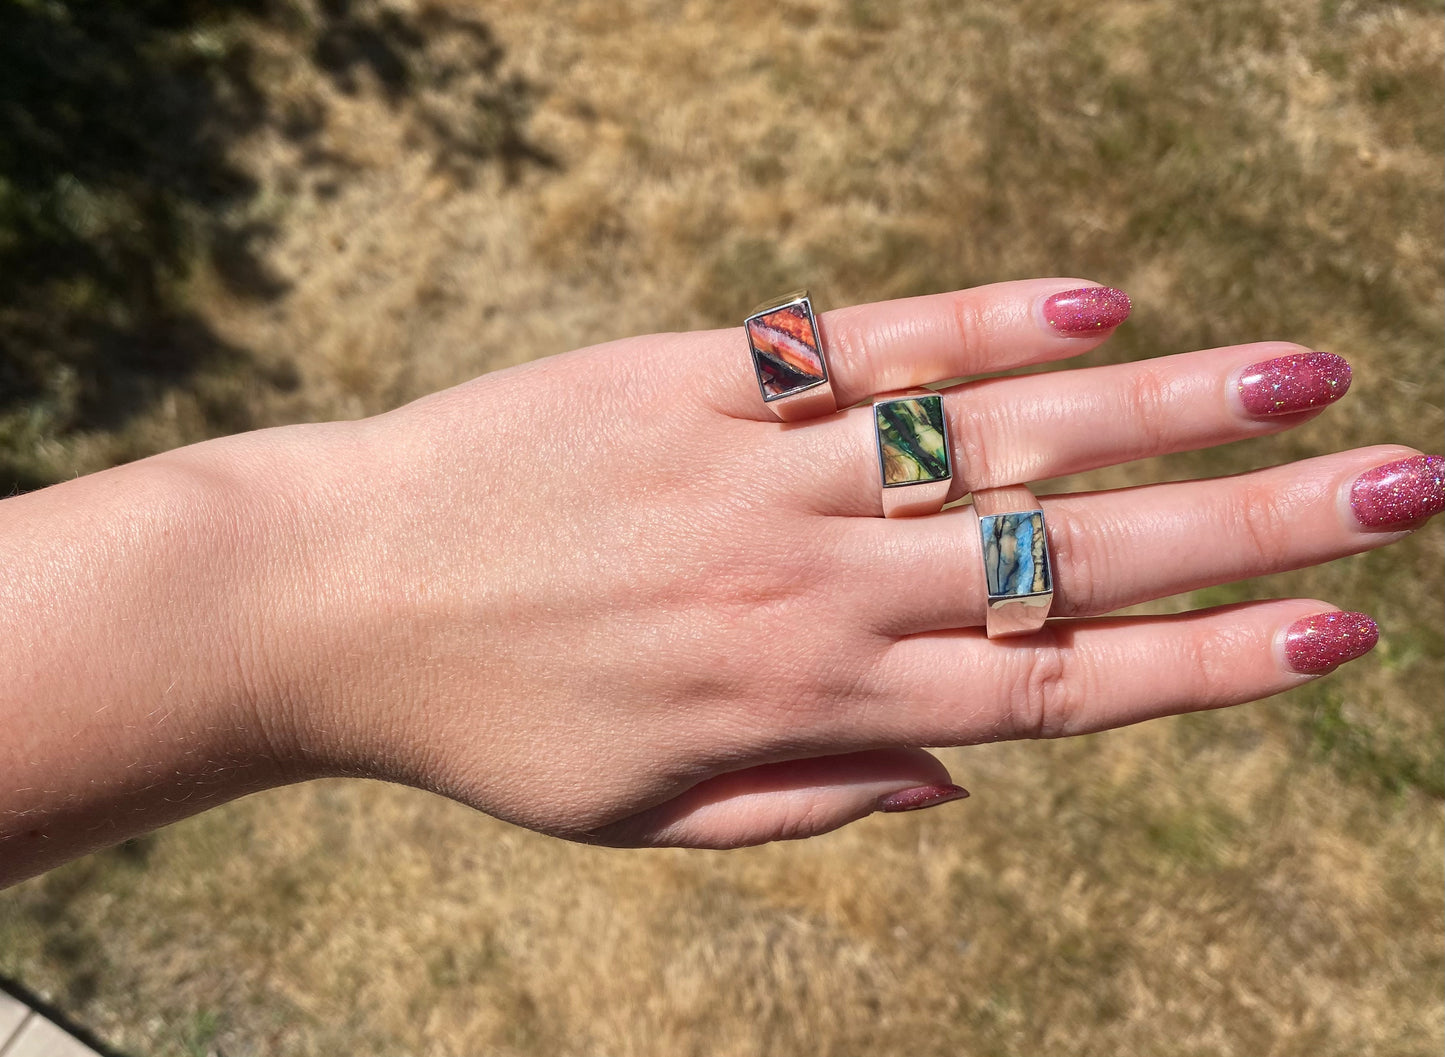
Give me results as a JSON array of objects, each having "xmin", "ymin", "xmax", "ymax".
[
  {"xmin": 877, "ymin": 784, "xmax": 970, "ymax": 813},
  {"xmin": 1042, "ymin": 286, "xmax": 1132, "ymax": 335},
  {"xmin": 1284, "ymin": 611, "xmax": 1379, "ymax": 674},
  {"xmin": 1237, "ymin": 351, "xmax": 1351, "ymax": 417},
  {"xmin": 1349, "ymin": 454, "xmax": 1444, "ymax": 529}
]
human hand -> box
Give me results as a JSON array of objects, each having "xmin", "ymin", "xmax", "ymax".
[{"xmin": 199, "ymin": 278, "xmax": 1438, "ymax": 850}]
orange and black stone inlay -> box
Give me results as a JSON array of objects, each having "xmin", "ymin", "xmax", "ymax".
[{"xmin": 746, "ymin": 302, "xmax": 827, "ymax": 400}]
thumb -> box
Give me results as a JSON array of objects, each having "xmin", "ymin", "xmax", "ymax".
[{"xmin": 588, "ymin": 748, "xmax": 969, "ymax": 849}]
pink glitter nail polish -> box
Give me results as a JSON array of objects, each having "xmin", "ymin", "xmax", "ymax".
[
  {"xmin": 877, "ymin": 784, "xmax": 970, "ymax": 813},
  {"xmin": 1349, "ymin": 454, "xmax": 1445, "ymax": 529},
  {"xmin": 1284, "ymin": 611, "xmax": 1379, "ymax": 674},
  {"xmin": 1042, "ymin": 287, "xmax": 1132, "ymax": 335},
  {"xmin": 1237, "ymin": 351, "xmax": 1351, "ymax": 416}
]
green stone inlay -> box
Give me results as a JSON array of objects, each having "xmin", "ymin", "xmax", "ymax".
[{"xmin": 876, "ymin": 395, "xmax": 950, "ymax": 486}]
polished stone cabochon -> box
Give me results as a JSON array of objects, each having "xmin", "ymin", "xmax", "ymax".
[
  {"xmin": 979, "ymin": 511, "xmax": 1051, "ymax": 599},
  {"xmin": 746, "ymin": 302, "xmax": 827, "ymax": 399},
  {"xmin": 876, "ymin": 395, "xmax": 950, "ymax": 486}
]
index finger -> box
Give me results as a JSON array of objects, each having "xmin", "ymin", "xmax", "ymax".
[{"xmin": 690, "ymin": 278, "xmax": 1133, "ymax": 420}]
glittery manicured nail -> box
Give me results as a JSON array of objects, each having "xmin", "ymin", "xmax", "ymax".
[
  {"xmin": 1349, "ymin": 454, "xmax": 1444, "ymax": 529},
  {"xmin": 876, "ymin": 784, "xmax": 970, "ymax": 813},
  {"xmin": 1283, "ymin": 611, "xmax": 1379, "ymax": 674},
  {"xmin": 1042, "ymin": 287, "xmax": 1132, "ymax": 335},
  {"xmin": 1237, "ymin": 351, "xmax": 1351, "ymax": 417}
]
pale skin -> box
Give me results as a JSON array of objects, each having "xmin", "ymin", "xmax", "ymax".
[{"xmin": 1, "ymin": 278, "xmax": 1436, "ymax": 889}]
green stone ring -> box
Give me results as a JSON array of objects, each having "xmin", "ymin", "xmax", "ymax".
[{"xmin": 874, "ymin": 390, "xmax": 952, "ymax": 517}]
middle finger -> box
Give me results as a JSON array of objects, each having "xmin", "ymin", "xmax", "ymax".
[{"xmin": 786, "ymin": 341, "xmax": 1351, "ymax": 516}]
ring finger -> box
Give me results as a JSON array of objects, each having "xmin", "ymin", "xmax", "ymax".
[{"xmin": 846, "ymin": 445, "xmax": 1442, "ymax": 635}]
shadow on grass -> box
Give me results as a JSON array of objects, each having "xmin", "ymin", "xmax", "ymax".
[{"xmin": 0, "ymin": 0, "xmax": 555, "ymax": 494}]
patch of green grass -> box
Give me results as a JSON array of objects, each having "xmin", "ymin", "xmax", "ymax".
[
  {"xmin": 1296, "ymin": 682, "xmax": 1445, "ymax": 798},
  {"xmin": 178, "ymin": 1008, "xmax": 222, "ymax": 1057}
]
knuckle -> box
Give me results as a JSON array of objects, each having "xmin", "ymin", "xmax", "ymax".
[
  {"xmin": 950, "ymin": 400, "xmax": 997, "ymax": 488},
  {"xmin": 706, "ymin": 624, "xmax": 877, "ymax": 751},
  {"xmin": 950, "ymin": 294, "xmax": 991, "ymax": 372},
  {"xmin": 1178, "ymin": 621, "xmax": 1248, "ymax": 710},
  {"xmin": 1047, "ymin": 508, "xmax": 1107, "ymax": 617},
  {"xmin": 783, "ymin": 644, "xmax": 875, "ymax": 726},
  {"xmin": 1117, "ymin": 364, "xmax": 1176, "ymax": 458},
  {"xmin": 1225, "ymin": 481, "xmax": 1293, "ymax": 569},
  {"xmin": 1005, "ymin": 632, "xmax": 1084, "ymax": 740},
  {"xmin": 822, "ymin": 312, "xmax": 867, "ymax": 388}
]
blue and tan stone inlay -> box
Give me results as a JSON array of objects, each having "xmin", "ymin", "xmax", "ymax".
[
  {"xmin": 876, "ymin": 395, "xmax": 950, "ymax": 487},
  {"xmin": 979, "ymin": 511, "xmax": 1051, "ymax": 600},
  {"xmin": 746, "ymin": 301, "xmax": 827, "ymax": 400}
]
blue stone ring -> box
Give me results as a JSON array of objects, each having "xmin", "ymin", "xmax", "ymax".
[{"xmin": 974, "ymin": 485, "xmax": 1054, "ymax": 638}]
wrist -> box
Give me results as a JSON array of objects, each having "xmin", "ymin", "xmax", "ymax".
[
  {"xmin": 156, "ymin": 421, "xmax": 362, "ymax": 786},
  {"xmin": 175, "ymin": 415, "xmax": 436, "ymax": 789},
  {"xmin": 150, "ymin": 434, "xmax": 310, "ymax": 785}
]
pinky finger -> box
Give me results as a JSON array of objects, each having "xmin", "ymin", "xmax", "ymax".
[
  {"xmin": 867, "ymin": 601, "xmax": 1379, "ymax": 747},
  {"xmin": 583, "ymin": 748, "xmax": 967, "ymax": 849}
]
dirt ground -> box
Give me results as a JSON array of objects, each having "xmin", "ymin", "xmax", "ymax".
[{"xmin": 1, "ymin": 1, "xmax": 1442, "ymax": 1054}]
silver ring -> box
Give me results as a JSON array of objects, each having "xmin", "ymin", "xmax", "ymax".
[
  {"xmin": 874, "ymin": 389, "xmax": 951, "ymax": 517},
  {"xmin": 974, "ymin": 486, "xmax": 1054, "ymax": 638},
  {"xmin": 744, "ymin": 290, "xmax": 838, "ymax": 421}
]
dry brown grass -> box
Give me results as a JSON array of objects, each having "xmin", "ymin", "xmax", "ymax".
[{"xmin": 2, "ymin": 1, "xmax": 1442, "ymax": 1054}]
